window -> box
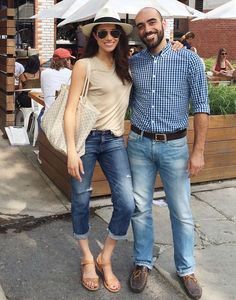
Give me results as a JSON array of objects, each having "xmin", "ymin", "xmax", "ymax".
[
  {"xmin": 15, "ymin": 0, "xmax": 35, "ymax": 48},
  {"xmin": 195, "ymin": 0, "xmax": 203, "ymax": 12}
]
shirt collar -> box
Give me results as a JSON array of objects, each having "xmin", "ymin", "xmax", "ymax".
[{"xmin": 144, "ymin": 42, "xmax": 172, "ymax": 59}]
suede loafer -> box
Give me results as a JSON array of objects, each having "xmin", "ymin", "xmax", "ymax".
[
  {"xmin": 178, "ymin": 273, "xmax": 202, "ymax": 299},
  {"xmin": 129, "ymin": 265, "xmax": 150, "ymax": 293}
]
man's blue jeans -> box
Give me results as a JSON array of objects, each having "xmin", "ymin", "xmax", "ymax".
[
  {"xmin": 71, "ymin": 130, "xmax": 135, "ymax": 240},
  {"xmin": 127, "ymin": 130, "xmax": 195, "ymax": 276}
]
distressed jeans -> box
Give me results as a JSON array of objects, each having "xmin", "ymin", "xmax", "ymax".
[
  {"xmin": 127, "ymin": 130, "xmax": 195, "ymax": 276},
  {"xmin": 71, "ymin": 130, "xmax": 135, "ymax": 240}
]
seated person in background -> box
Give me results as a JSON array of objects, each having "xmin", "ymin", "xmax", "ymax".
[
  {"xmin": 212, "ymin": 48, "xmax": 235, "ymax": 77},
  {"xmin": 40, "ymin": 48, "xmax": 73, "ymax": 113},
  {"xmin": 16, "ymin": 55, "xmax": 41, "ymax": 108},
  {"xmin": 14, "ymin": 61, "xmax": 25, "ymax": 88},
  {"xmin": 180, "ymin": 31, "xmax": 195, "ymax": 50}
]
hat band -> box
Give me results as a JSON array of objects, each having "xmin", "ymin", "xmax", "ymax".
[{"xmin": 94, "ymin": 17, "xmax": 122, "ymax": 23}]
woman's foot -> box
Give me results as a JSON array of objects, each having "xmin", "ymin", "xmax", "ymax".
[
  {"xmin": 96, "ymin": 253, "xmax": 121, "ymax": 293},
  {"xmin": 81, "ymin": 258, "xmax": 99, "ymax": 291}
]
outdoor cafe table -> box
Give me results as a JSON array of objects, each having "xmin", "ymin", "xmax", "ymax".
[{"xmin": 28, "ymin": 90, "xmax": 44, "ymax": 106}]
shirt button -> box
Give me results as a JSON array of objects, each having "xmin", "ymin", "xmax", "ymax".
[
  {"xmin": 152, "ymin": 90, "xmax": 155, "ymax": 93},
  {"xmin": 153, "ymin": 74, "xmax": 156, "ymax": 78},
  {"xmin": 152, "ymin": 105, "xmax": 154, "ymax": 108},
  {"xmin": 152, "ymin": 120, "xmax": 155, "ymax": 123}
]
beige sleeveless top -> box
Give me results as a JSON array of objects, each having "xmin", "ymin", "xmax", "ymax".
[{"xmin": 80, "ymin": 57, "xmax": 132, "ymax": 136}]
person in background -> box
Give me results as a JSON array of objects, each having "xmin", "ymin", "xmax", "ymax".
[
  {"xmin": 212, "ymin": 48, "xmax": 235, "ymax": 77},
  {"xmin": 64, "ymin": 7, "xmax": 134, "ymax": 293},
  {"xmin": 16, "ymin": 55, "xmax": 41, "ymax": 108},
  {"xmin": 14, "ymin": 61, "xmax": 25, "ymax": 88},
  {"xmin": 76, "ymin": 24, "xmax": 86, "ymax": 59},
  {"xmin": 180, "ymin": 31, "xmax": 195, "ymax": 50},
  {"xmin": 40, "ymin": 48, "xmax": 73, "ymax": 113},
  {"xmin": 128, "ymin": 7, "xmax": 209, "ymax": 299},
  {"xmin": 128, "ymin": 46, "xmax": 139, "ymax": 57}
]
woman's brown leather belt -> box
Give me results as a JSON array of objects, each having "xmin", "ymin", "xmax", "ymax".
[{"xmin": 131, "ymin": 125, "xmax": 187, "ymax": 142}]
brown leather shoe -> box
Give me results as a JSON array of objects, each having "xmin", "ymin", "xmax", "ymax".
[
  {"xmin": 129, "ymin": 265, "xmax": 150, "ymax": 293},
  {"xmin": 179, "ymin": 273, "xmax": 202, "ymax": 299}
]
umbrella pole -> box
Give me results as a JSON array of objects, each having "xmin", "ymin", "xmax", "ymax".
[{"xmin": 126, "ymin": 13, "xmax": 129, "ymax": 23}]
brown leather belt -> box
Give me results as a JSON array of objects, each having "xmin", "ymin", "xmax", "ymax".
[{"xmin": 131, "ymin": 125, "xmax": 187, "ymax": 142}]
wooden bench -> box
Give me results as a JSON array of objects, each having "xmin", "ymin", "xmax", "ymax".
[{"xmin": 38, "ymin": 115, "xmax": 236, "ymax": 200}]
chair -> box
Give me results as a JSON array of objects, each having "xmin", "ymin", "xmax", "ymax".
[
  {"xmin": 28, "ymin": 100, "xmax": 44, "ymax": 146},
  {"xmin": 15, "ymin": 107, "xmax": 34, "ymax": 129},
  {"xmin": 15, "ymin": 88, "xmax": 43, "ymax": 146}
]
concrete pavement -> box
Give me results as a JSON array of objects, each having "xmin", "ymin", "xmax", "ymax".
[{"xmin": 0, "ymin": 133, "xmax": 235, "ymax": 300}]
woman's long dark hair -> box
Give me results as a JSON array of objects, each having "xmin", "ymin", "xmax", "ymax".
[
  {"xmin": 216, "ymin": 47, "xmax": 227, "ymax": 67},
  {"xmin": 24, "ymin": 55, "xmax": 40, "ymax": 74},
  {"xmin": 83, "ymin": 24, "xmax": 132, "ymax": 84}
]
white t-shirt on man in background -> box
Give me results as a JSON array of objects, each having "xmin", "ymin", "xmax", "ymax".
[{"xmin": 40, "ymin": 67, "xmax": 72, "ymax": 111}]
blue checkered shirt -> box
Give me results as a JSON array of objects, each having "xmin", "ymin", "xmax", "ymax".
[{"xmin": 129, "ymin": 42, "xmax": 209, "ymax": 133}]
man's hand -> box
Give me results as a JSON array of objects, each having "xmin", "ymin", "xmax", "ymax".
[{"xmin": 187, "ymin": 150, "xmax": 205, "ymax": 177}]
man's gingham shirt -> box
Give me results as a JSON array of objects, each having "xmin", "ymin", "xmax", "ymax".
[{"xmin": 129, "ymin": 42, "xmax": 210, "ymax": 133}]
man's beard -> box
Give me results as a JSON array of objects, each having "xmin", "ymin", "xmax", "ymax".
[{"xmin": 140, "ymin": 28, "xmax": 164, "ymax": 51}]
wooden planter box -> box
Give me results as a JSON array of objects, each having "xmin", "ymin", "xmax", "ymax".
[{"xmin": 38, "ymin": 114, "xmax": 236, "ymax": 199}]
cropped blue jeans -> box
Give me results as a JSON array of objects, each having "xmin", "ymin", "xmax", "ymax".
[
  {"xmin": 127, "ymin": 130, "xmax": 195, "ymax": 276},
  {"xmin": 71, "ymin": 130, "xmax": 135, "ymax": 240}
]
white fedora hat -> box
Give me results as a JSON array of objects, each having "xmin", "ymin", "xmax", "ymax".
[{"xmin": 82, "ymin": 7, "xmax": 133, "ymax": 37}]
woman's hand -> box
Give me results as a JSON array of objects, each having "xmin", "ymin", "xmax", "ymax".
[
  {"xmin": 220, "ymin": 70, "xmax": 227, "ymax": 75},
  {"xmin": 67, "ymin": 150, "xmax": 84, "ymax": 182},
  {"xmin": 171, "ymin": 40, "xmax": 183, "ymax": 51}
]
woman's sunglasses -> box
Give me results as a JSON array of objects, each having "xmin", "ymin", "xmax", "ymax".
[
  {"xmin": 221, "ymin": 52, "xmax": 227, "ymax": 55},
  {"xmin": 96, "ymin": 29, "xmax": 121, "ymax": 39}
]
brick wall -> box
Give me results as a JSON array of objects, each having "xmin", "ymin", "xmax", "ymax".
[
  {"xmin": 35, "ymin": 0, "xmax": 55, "ymax": 62},
  {"xmin": 189, "ymin": 19, "xmax": 236, "ymax": 59}
]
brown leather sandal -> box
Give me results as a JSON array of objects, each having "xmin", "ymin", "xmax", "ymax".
[
  {"xmin": 81, "ymin": 260, "xmax": 99, "ymax": 291},
  {"xmin": 95, "ymin": 254, "xmax": 121, "ymax": 293}
]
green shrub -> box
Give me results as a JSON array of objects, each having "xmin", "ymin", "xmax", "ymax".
[
  {"xmin": 208, "ymin": 85, "xmax": 236, "ymax": 115},
  {"xmin": 204, "ymin": 57, "xmax": 215, "ymax": 72}
]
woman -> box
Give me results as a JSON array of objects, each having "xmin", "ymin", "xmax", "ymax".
[
  {"xmin": 180, "ymin": 31, "xmax": 195, "ymax": 50},
  {"xmin": 16, "ymin": 55, "xmax": 41, "ymax": 108},
  {"xmin": 212, "ymin": 48, "xmax": 235, "ymax": 76},
  {"xmin": 64, "ymin": 7, "xmax": 134, "ymax": 293}
]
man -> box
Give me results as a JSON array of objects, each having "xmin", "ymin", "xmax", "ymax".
[{"xmin": 127, "ymin": 7, "xmax": 209, "ymax": 300}]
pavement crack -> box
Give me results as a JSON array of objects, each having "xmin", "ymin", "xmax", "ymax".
[
  {"xmin": 0, "ymin": 213, "xmax": 71, "ymax": 234},
  {"xmin": 192, "ymin": 194, "xmax": 235, "ymax": 222}
]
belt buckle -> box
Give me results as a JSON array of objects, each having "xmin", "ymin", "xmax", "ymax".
[{"xmin": 155, "ymin": 133, "xmax": 167, "ymax": 142}]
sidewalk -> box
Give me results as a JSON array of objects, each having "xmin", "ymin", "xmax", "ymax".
[{"xmin": 0, "ymin": 134, "xmax": 235, "ymax": 300}]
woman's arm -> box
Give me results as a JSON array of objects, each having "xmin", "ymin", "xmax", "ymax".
[
  {"xmin": 18, "ymin": 73, "xmax": 26, "ymax": 89},
  {"xmin": 211, "ymin": 64, "xmax": 220, "ymax": 75},
  {"xmin": 64, "ymin": 60, "xmax": 87, "ymax": 181},
  {"xmin": 226, "ymin": 60, "xmax": 234, "ymax": 71}
]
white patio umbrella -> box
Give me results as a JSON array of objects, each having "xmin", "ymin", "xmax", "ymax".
[
  {"xmin": 57, "ymin": 0, "xmax": 204, "ymax": 27},
  {"xmin": 32, "ymin": 0, "xmax": 89, "ymax": 19},
  {"xmin": 192, "ymin": 0, "xmax": 236, "ymax": 21}
]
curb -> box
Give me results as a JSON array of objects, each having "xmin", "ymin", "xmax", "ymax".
[
  {"xmin": 154, "ymin": 265, "xmax": 189, "ymax": 299},
  {"xmin": 0, "ymin": 284, "xmax": 6, "ymax": 300}
]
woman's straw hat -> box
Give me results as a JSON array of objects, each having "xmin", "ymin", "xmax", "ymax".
[{"xmin": 82, "ymin": 7, "xmax": 133, "ymax": 37}]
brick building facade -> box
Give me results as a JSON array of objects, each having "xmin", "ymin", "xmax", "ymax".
[
  {"xmin": 189, "ymin": 19, "xmax": 236, "ymax": 59},
  {"xmin": 188, "ymin": 0, "xmax": 236, "ymax": 59},
  {"xmin": 34, "ymin": 0, "xmax": 55, "ymax": 62}
]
